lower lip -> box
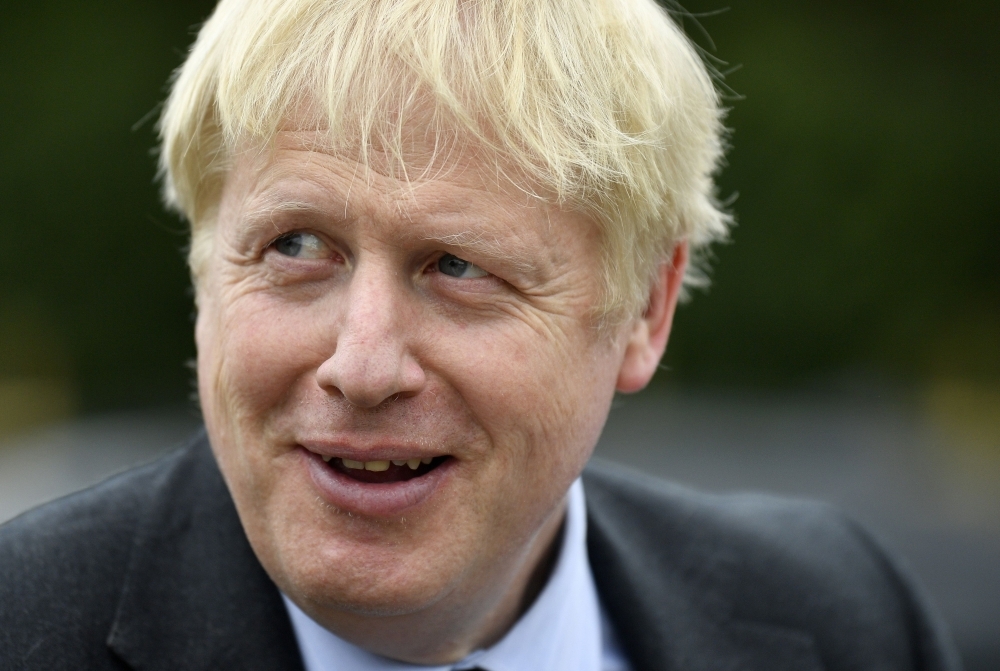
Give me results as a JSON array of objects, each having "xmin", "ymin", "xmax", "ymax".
[{"xmin": 300, "ymin": 447, "xmax": 456, "ymax": 517}]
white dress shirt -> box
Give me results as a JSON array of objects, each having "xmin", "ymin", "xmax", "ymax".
[{"xmin": 282, "ymin": 478, "xmax": 633, "ymax": 671}]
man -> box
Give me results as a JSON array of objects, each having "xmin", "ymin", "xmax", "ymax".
[{"xmin": 0, "ymin": 0, "xmax": 960, "ymax": 669}]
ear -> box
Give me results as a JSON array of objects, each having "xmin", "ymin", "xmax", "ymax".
[{"xmin": 615, "ymin": 242, "xmax": 688, "ymax": 393}]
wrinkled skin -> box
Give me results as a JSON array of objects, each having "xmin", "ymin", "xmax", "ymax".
[{"xmin": 195, "ymin": 131, "xmax": 685, "ymax": 663}]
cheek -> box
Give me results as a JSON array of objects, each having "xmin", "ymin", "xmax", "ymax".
[
  {"xmin": 199, "ymin": 292, "xmax": 329, "ymax": 438},
  {"xmin": 197, "ymin": 292, "xmax": 335, "ymax": 550},
  {"xmin": 444, "ymin": 317, "xmax": 621, "ymax": 477}
]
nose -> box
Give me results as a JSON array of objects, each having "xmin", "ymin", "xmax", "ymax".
[{"xmin": 315, "ymin": 265, "xmax": 426, "ymax": 408}]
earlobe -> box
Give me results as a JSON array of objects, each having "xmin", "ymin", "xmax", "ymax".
[{"xmin": 615, "ymin": 243, "xmax": 688, "ymax": 393}]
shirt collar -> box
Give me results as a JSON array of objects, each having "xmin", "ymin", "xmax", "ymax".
[{"xmin": 283, "ymin": 478, "xmax": 603, "ymax": 671}]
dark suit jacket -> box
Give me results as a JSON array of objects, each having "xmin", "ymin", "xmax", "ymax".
[{"xmin": 0, "ymin": 431, "xmax": 961, "ymax": 671}]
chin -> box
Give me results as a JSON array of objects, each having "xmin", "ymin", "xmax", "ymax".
[
  {"xmin": 282, "ymin": 547, "xmax": 459, "ymax": 619},
  {"xmin": 258, "ymin": 494, "xmax": 458, "ymax": 617}
]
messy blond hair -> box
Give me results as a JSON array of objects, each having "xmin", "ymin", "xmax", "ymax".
[{"xmin": 159, "ymin": 0, "xmax": 730, "ymax": 321}]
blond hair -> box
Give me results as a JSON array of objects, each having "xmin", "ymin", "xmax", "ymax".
[{"xmin": 159, "ymin": 0, "xmax": 730, "ymax": 321}]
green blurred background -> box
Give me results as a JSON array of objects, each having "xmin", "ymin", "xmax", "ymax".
[{"xmin": 1, "ymin": 0, "xmax": 998, "ymax": 437}]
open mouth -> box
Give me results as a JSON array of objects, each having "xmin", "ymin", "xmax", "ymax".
[
  {"xmin": 319, "ymin": 455, "xmax": 450, "ymax": 484},
  {"xmin": 301, "ymin": 447, "xmax": 455, "ymax": 516}
]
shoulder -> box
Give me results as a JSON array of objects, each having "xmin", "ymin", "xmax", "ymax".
[
  {"xmin": 583, "ymin": 458, "xmax": 882, "ymax": 589},
  {"xmin": 0, "ymin": 435, "xmax": 203, "ymax": 668},
  {"xmin": 582, "ymin": 458, "xmax": 961, "ymax": 671}
]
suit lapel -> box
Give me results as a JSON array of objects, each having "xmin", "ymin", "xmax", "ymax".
[
  {"xmin": 107, "ymin": 433, "xmax": 304, "ymax": 671},
  {"xmin": 583, "ymin": 462, "xmax": 824, "ymax": 671}
]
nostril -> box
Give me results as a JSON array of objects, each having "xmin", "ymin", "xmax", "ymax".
[{"xmin": 316, "ymin": 344, "xmax": 427, "ymax": 409}]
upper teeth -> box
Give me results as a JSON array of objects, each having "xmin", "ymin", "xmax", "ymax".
[{"xmin": 323, "ymin": 456, "xmax": 435, "ymax": 471}]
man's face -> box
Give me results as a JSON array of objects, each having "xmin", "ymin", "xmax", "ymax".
[{"xmin": 196, "ymin": 132, "xmax": 635, "ymax": 656}]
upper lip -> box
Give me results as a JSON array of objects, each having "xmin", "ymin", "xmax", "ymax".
[{"xmin": 298, "ymin": 440, "xmax": 447, "ymax": 462}]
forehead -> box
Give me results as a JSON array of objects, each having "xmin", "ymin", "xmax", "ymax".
[{"xmin": 230, "ymin": 128, "xmax": 537, "ymax": 206}]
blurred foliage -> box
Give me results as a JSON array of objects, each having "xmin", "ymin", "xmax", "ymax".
[
  {"xmin": 665, "ymin": 0, "xmax": 1000, "ymax": 389},
  {"xmin": 0, "ymin": 1, "xmax": 213, "ymax": 410},
  {"xmin": 0, "ymin": 0, "xmax": 997, "ymax": 413}
]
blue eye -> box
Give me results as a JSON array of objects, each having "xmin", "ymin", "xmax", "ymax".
[
  {"xmin": 273, "ymin": 232, "xmax": 330, "ymax": 259},
  {"xmin": 437, "ymin": 254, "xmax": 488, "ymax": 279}
]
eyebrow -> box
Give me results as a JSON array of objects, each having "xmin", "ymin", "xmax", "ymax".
[
  {"xmin": 422, "ymin": 230, "xmax": 537, "ymax": 277},
  {"xmin": 237, "ymin": 196, "xmax": 328, "ymax": 238},
  {"xmin": 238, "ymin": 190, "xmax": 542, "ymax": 280}
]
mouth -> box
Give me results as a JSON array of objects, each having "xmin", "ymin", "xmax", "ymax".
[
  {"xmin": 320, "ymin": 454, "xmax": 450, "ymax": 484},
  {"xmin": 299, "ymin": 446, "xmax": 455, "ymax": 516}
]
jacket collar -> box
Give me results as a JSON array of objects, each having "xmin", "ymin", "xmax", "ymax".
[
  {"xmin": 583, "ymin": 460, "xmax": 825, "ymax": 671},
  {"xmin": 107, "ymin": 433, "xmax": 304, "ymax": 671}
]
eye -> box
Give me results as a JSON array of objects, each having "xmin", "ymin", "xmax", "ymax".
[
  {"xmin": 437, "ymin": 253, "xmax": 489, "ymax": 279},
  {"xmin": 272, "ymin": 232, "xmax": 331, "ymax": 259}
]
